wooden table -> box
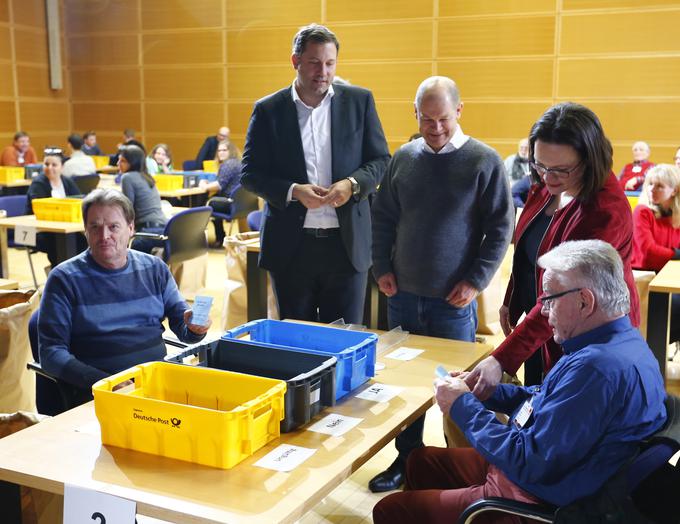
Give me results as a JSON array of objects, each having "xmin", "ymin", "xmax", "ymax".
[
  {"xmin": 647, "ymin": 260, "xmax": 680, "ymax": 381},
  {"xmin": 0, "ymin": 278, "xmax": 18, "ymax": 289},
  {"xmin": 0, "ymin": 331, "xmax": 490, "ymax": 523},
  {"xmin": 158, "ymin": 186, "xmax": 208, "ymax": 208},
  {"xmin": 0, "ymin": 178, "xmax": 31, "ymax": 196},
  {"xmin": 0, "ymin": 215, "xmax": 85, "ymax": 279}
]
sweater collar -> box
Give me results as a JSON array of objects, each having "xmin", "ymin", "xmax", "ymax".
[{"xmin": 561, "ymin": 316, "xmax": 631, "ymax": 355}]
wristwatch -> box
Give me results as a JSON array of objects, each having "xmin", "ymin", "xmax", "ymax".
[{"xmin": 347, "ymin": 176, "xmax": 360, "ymax": 200}]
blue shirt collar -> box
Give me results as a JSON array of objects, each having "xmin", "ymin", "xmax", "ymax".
[{"xmin": 561, "ymin": 316, "xmax": 632, "ymax": 355}]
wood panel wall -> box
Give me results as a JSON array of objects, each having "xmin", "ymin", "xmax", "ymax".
[
  {"xmin": 0, "ymin": 0, "xmax": 70, "ymax": 159},
  {"xmin": 23, "ymin": 0, "xmax": 679, "ymax": 171}
]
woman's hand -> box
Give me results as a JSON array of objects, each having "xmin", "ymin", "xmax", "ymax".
[{"xmin": 499, "ymin": 305, "xmax": 514, "ymax": 336}]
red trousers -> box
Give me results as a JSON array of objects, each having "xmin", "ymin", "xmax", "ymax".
[{"xmin": 373, "ymin": 447, "xmax": 544, "ymax": 524}]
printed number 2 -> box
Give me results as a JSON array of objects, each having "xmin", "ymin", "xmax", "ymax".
[{"xmin": 91, "ymin": 512, "xmax": 106, "ymax": 524}]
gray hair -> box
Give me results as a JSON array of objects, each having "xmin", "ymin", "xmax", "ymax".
[
  {"xmin": 414, "ymin": 76, "xmax": 460, "ymax": 109},
  {"xmin": 292, "ymin": 23, "xmax": 339, "ymax": 56},
  {"xmin": 537, "ymin": 239, "xmax": 630, "ymax": 317},
  {"xmin": 82, "ymin": 188, "xmax": 135, "ymax": 226},
  {"xmin": 633, "ymin": 141, "xmax": 650, "ymax": 153}
]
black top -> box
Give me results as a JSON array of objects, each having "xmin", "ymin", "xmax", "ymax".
[{"xmin": 514, "ymin": 209, "xmax": 552, "ymax": 314}]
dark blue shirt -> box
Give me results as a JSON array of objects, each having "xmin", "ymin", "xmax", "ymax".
[{"xmin": 451, "ymin": 316, "xmax": 666, "ymax": 506}]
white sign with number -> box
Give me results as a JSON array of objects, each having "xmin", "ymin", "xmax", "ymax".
[
  {"xmin": 13, "ymin": 225, "xmax": 36, "ymax": 247},
  {"xmin": 63, "ymin": 484, "xmax": 136, "ymax": 524}
]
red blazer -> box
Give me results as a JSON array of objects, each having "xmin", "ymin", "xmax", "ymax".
[
  {"xmin": 632, "ymin": 205, "xmax": 680, "ymax": 271},
  {"xmin": 492, "ymin": 173, "xmax": 640, "ymax": 375},
  {"xmin": 618, "ymin": 160, "xmax": 654, "ymax": 191}
]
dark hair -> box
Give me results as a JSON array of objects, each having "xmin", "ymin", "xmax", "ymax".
[
  {"xmin": 82, "ymin": 188, "xmax": 135, "ymax": 226},
  {"xmin": 67, "ymin": 133, "xmax": 84, "ymax": 150},
  {"xmin": 292, "ymin": 24, "xmax": 339, "ymax": 56},
  {"xmin": 13, "ymin": 131, "xmax": 28, "ymax": 141},
  {"xmin": 123, "ymin": 128, "xmax": 135, "ymax": 139},
  {"xmin": 528, "ymin": 102, "xmax": 613, "ymax": 202},
  {"xmin": 119, "ymin": 145, "xmax": 155, "ymax": 188},
  {"xmin": 83, "ymin": 131, "xmax": 96, "ymax": 140}
]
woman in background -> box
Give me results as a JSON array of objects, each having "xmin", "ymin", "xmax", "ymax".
[
  {"xmin": 119, "ymin": 145, "xmax": 167, "ymax": 253},
  {"xmin": 26, "ymin": 150, "xmax": 82, "ymax": 268},
  {"xmin": 200, "ymin": 141, "xmax": 243, "ymax": 247},
  {"xmin": 146, "ymin": 143, "xmax": 173, "ymax": 174}
]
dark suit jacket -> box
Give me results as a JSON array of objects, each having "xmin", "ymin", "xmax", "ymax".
[
  {"xmin": 241, "ymin": 84, "xmax": 390, "ymax": 274},
  {"xmin": 195, "ymin": 136, "xmax": 219, "ymax": 165}
]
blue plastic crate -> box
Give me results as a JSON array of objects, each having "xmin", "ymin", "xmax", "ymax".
[{"xmin": 223, "ymin": 320, "xmax": 377, "ymax": 400}]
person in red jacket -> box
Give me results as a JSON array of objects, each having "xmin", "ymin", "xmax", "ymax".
[
  {"xmin": 466, "ymin": 102, "xmax": 640, "ymax": 396},
  {"xmin": 618, "ymin": 141, "xmax": 654, "ymax": 191}
]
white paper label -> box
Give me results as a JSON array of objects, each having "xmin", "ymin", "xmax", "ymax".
[
  {"xmin": 384, "ymin": 347, "xmax": 424, "ymax": 361},
  {"xmin": 14, "ymin": 225, "xmax": 36, "ymax": 247},
  {"xmin": 375, "ymin": 362, "xmax": 385, "ymax": 371},
  {"xmin": 307, "ymin": 413, "xmax": 363, "ymax": 437},
  {"xmin": 355, "ymin": 383, "xmax": 403, "ymax": 403},
  {"xmin": 254, "ymin": 444, "xmax": 317, "ymax": 472},
  {"xmin": 63, "ymin": 484, "xmax": 136, "ymax": 524},
  {"xmin": 309, "ymin": 387, "xmax": 320, "ymax": 405}
]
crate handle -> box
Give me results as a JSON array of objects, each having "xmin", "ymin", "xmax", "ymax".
[
  {"xmin": 225, "ymin": 320, "xmax": 258, "ymax": 340},
  {"xmin": 98, "ymin": 367, "xmax": 142, "ymax": 392}
]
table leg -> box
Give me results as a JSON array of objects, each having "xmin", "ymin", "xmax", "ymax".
[
  {"xmin": 0, "ymin": 480, "xmax": 21, "ymax": 524},
  {"xmin": 247, "ymin": 250, "xmax": 267, "ymax": 320},
  {"xmin": 0, "ymin": 228, "xmax": 8, "ymax": 279},
  {"xmin": 647, "ymin": 291, "xmax": 669, "ymax": 382}
]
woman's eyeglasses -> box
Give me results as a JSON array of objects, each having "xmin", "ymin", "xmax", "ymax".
[{"xmin": 530, "ymin": 161, "xmax": 581, "ymax": 179}]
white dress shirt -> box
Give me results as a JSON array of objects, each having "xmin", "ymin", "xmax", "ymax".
[
  {"xmin": 422, "ymin": 125, "xmax": 469, "ymax": 154},
  {"xmin": 62, "ymin": 150, "xmax": 97, "ymax": 177},
  {"xmin": 288, "ymin": 82, "xmax": 339, "ymax": 229}
]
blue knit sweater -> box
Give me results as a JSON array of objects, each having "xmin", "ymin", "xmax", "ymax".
[{"xmin": 39, "ymin": 249, "xmax": 204, "ymax": 388}]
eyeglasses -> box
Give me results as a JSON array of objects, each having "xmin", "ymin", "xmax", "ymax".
[
  {"xmin": 530, "ymin": 161, "xmax": 581, "ymax": 179},
  {"xmin": 539, "ymin": 288, "xmax": 582, "ymax": 310}
]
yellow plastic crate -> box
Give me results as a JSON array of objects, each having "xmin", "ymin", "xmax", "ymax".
[
  {"xmin": 153, "ymin": 174, "xmax": 184, "ymax": 191},
  {"xmin": 627, "ymin": 195, "xmax": 639, "ymax": 210},
  {"xmin": 93, "ymin": 362, "xmax": 286, "ymax": 469},
  {"xmin": 0, "ymin": 166, "xmax": 25, "ymax": 184},
  {"xmin": 91, "ymin": 155, "xmax": 110, "ymax": 169},
  {"xmin": 31, "ymin": 197, "xmax": 83, "ymax": 222},
  {"xmin": 202, "ymin": 160, "xmax": 217, "ymax": 173}
]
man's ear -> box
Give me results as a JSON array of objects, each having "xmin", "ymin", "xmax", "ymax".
[
  {"xmin": 580, "ymin": 288, "xmax": 596, "ymax": 316},
  {"xmin": 291, "ymin": 53, "xmax": 299, "ymax": 70}
]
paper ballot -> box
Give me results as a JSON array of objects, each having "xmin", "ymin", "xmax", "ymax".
[{"xmin": 190, "ymin": 295, "xmax": 213, "ymax": 326}]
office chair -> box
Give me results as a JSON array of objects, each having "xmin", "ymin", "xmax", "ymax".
[
  {"xmin": 458, "ymin": 395, "xmax": 680, "ymax": 524},
  {"xmin": 247, "ymin": 210, "xmax": 263, "ymax": 232},
  {"xmin": 133, "ymin": 206, "xmax": 212, "ymax": 266},
  {"xmin": 182, "ymin": 159, "xmax": 200, "ymax": 171},
  {"xmin": 0, "ymin": 195, "xmax": 38, "ymax": 288},
  {"xmin": 72, "ymin": 173, "xmax": 100, "ymax": 195},
  {"xmin": 209, "ymin": 184, "xmax": 259, "ymax": 237}
]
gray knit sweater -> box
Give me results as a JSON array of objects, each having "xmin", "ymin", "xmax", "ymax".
[{"xmin": 371, "ymin": 137, "xmax": 513, "ymax": 298}]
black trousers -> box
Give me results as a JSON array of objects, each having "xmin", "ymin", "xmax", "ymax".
[
  {"xmin": 208, "ymin": 197, "xmax": 232, "ymax": 243},
  {"xmin": 270, "ymin": 233, "xmax": 367, "ymax": 325}
]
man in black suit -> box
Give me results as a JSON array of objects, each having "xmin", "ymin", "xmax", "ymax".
[
  {"xmin": 241, "ymin": 23, "xmax": 389, "ymax": 324},
  {"xmin": 195, "ymin": 126, "xmax": 230, "ymax": 165}
]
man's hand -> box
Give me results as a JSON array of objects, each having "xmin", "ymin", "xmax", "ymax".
[
  {"xmin": 434, "ymin": 377, "xmax": 470, "ymax": 414},
  {"xmin": 184, "ymin": 310, "xmax": 212, "ymax": 335},
  {"xmin": 323, "ymin": 179, "xmax": 352, "ymax": 208},
  {"xmin": 446, "ymin": 280, "xmax": 478, "ymax": 308},
  {"xmin": 292, "ymin": 184, "xmax": 329, "ymax": 209},
  {"xmin": 499, "ymin": 305, "xmax": 514, "ymax": 336},
  {"xmin": 377, "ymin": 272, "xmax": 398, "ymax": 297},
  {"xmin": 465, "ymin": 356, "xmax": 503, "ymax": 401}
]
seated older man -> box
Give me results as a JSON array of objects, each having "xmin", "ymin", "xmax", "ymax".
[
  {"xmin": 373, "ymin": 239, "xmax": 666, "ymax": 524},
  {"xmin": 39, "ymin": 188, "xmax": 210, "ymax": 403}
]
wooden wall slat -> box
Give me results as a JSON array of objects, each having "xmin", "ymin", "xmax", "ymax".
[
  {"xmin": 70, "ymin": 69, "xmax": 141, "ymax": 101},
  {"xmin": 140, "ymin": 0, "xmax": 222, "ymax": 31},
  {"xmin": 142, "ymin": 31, "xmax": 223, "ymax": 65},
  {"xmin": 327, "ymin": 0, "xmax": 432, "ymax": 22},
  {"xmin": 64, "ymin": 0, "xmax": 139, "ymax": 34},
  {"xmin": 144, "ymin": 67, "xmax": 224, "ymax": 100}
]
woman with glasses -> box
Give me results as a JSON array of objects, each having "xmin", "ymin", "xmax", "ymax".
[
  {"xmin": 200, "ymin": 140, "xmax": 243, "ymax": 247},
  {"xmin": 467, "ymin": 102, "xmax": 639, "ymax": 394}
]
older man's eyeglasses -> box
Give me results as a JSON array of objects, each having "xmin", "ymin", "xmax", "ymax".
[
  {"xmin": 539, "ymin": 288, "xmax": 582, "ymax": 310},
  {"xmin": 530, "ymin": 161, "xmax": 581, "ymax": 179}
]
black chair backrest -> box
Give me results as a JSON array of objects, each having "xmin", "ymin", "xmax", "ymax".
[
  {"xmin": 72, "ymin": 174, "xmax": 100, "ymax": 195},
  {"xmin": 231, "ymin": 185, "xmax": 259, "ymax": 220},
  {"xmin": 164, "ymin": 206, "xmax": 212, "ymax": 266}
]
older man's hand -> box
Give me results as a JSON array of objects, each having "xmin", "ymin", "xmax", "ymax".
[
  {"xmin": 466, "ymin": 355, "xmax": 503, "ymax": 400},
  {"xmin": 434, "ymin": 376, "xmax": 470, "ymax": 415},
  {"xmin": 184, "ymin": 310, "xmax": 212, "ymax": 335}
]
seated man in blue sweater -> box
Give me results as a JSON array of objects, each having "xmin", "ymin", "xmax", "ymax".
[
  {"xmin": 39, "ymin": 188, "xmax": 210, "ymax": 403},
  {"xmin": 373, "ymin": 239, "xmax": 667, "ymax": 524}
]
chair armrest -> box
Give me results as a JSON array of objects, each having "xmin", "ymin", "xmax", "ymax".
[
  {"xmin": 458, "ymin": 497, "xmax": 555, "ymax": 524},
  {"xmin": 132, "ymin": 232, "xmax": 168, "ymax": 241},
  {"xmin": 27, "ymin": 361, "xmax": 59, "ymax": 384}
]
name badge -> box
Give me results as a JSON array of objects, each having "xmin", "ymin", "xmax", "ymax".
[
  {"xmin": 513, "ymin": 398, "xmax": 534, "ymax": 429},
  {"xmin": 632, "ymin": 165, "xmax": 642, "ymax": 173}
]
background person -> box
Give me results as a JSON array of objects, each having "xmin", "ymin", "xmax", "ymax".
[
  {"xmin": 62, "ymin": 134, "xmax": 96, "ymax": 177},
  {"xmin": 146, "ymin": 143, "xmax": 174, "ymax": 174},
  {"xmin": 82, "ymin": 131, "xmax": 103, "ymax": 156},
  {"xmin": 618, "ymin": 140, "xmax": 653, "ymax": 191},
  {"xmin": 195, "ymin": 126, "xmax": 230, "ymax": 166},
  {"xmin": 468, "ymin": 102, "xmax": 641, "ymax": 395},
  {"xmin": 200, "ymin": 140, "xmax": 242, "ymax": 247},
  {"xmin": 1, "ymin": 131, "xmax": 38, "ymax": 166},
  {"xmin": 38, "ymin": 189, "xmax": 209, "ymax": 405},
  {"xmin": 503, "ymin": 137, "xmax": 530, "ymax": 182},
  {"xmin": 118, "ymin": 145, "xmax": 167, "ymax": 254},
  {"xmin": 26, "ymin": 150, "xmax": 83, "ymax": 267}
]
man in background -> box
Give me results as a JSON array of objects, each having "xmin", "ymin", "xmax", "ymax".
[
  {"xmin": 82, "ymin": 131, "xmax": 103, "ymax": 156},
  {"xmin": 63, "ymin": 134, "xmax": 96, "ymax": 177},
  {"xmin": 195, "ymin": 126, "xmax": 230, "ymax": 166},
  {"xmin": 1, "ymin": 131, "xmax": 38, "ymax": 166}
]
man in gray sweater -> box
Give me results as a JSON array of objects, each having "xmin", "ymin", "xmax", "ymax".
[{"xmin": 368, "ymin": 76, "xmax": 514, "ymax": 492}]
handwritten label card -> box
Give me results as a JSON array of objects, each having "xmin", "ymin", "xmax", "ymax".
[
  {"xmin": 254, "ymin": 444, "xmax": 317, "ymax": 472},
  {"xmin": 307, "ymin": 414, "xmax": 363, "ymax": 437},
  {"xmin": 14, "ymin": 225, "xmax": 36, "ymax": 247},
  {"xmin": 384, "ymin": 347, "xmax": 424, "ymax": 361},
  {"xmin": 63, "ymin": 484, "xmax": 136, "ymax": 524},
  {"xmin": 355, "ymin": 383, "xmax": 403, "ymax": 403}
]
